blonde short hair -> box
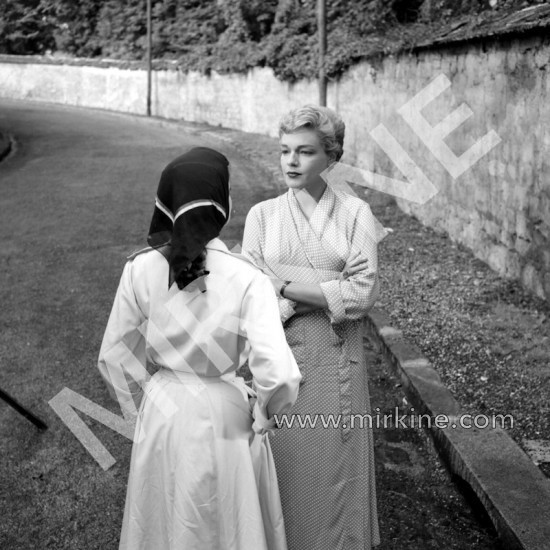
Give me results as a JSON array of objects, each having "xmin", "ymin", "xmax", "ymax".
[{"xmin": 278, "ymin": 105, "xmax": 345, "ymax": 161}]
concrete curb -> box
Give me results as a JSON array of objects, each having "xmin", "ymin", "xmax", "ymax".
[
  {"xmin": 0, "ymin": 131, "xmax": 12, "ymax": 162},
  {"xmin": 365, "ymin": 307, "xmax": 550, "ymax": 550}
]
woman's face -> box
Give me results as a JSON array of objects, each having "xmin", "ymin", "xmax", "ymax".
[{"xmin": 279, "ymin": 130, "xmax": 331, "ymax": 192}]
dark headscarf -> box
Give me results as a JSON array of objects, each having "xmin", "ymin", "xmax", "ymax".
[{"xmin": 147, "ymin": 147, "xmax": 230, "ymax": 289}]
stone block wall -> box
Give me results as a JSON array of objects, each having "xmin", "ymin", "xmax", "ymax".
[{"xmin": 331, "ymin": 35, "xmax": 549, "ymax": 301}]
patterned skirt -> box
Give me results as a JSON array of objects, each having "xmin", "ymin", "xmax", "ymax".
[{"xmin": 270, "ymin": 313, "xmax": 380, "ymax": 550}]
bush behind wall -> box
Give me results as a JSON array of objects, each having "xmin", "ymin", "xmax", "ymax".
[{"xmin": 0, "ymin": 0, "xmax": 544, "ymax": 81}]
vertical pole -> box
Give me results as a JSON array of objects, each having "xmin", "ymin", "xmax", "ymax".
[
  {"xmin": 317, "ymin": 0, "xmax": 327, "ymax": 107},
  {"xmin": 146, "ymin": 0, "xmax": 152, "ymax": 116}
]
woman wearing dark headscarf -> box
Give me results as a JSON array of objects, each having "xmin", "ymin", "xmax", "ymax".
[{"xmin": 98, "ymin": 147, "xmax": 301, "ymax": 550}]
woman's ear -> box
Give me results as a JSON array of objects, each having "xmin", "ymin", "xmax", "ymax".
[{"xmin": 328, "ymin": 153, "xmax": 339, "ymax": 166}]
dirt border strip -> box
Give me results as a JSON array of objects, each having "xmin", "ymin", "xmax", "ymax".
[{"xmin": 365, "ymin": 306, "xmax": 550, "ymax": 550}]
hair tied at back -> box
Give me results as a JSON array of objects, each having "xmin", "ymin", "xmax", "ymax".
[{"xmin": 175, "ymin": 249, "xmax": 209, "ymax": 290}]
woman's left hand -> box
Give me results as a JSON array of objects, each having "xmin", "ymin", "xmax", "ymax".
[{"xmin": 339, "ymin": 250, "xmax": 369, "ymax": 281}]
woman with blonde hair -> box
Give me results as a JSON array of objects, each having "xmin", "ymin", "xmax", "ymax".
[{"xmin": 243, "ymin": 106, "xmax": 380, "ymax": 549}]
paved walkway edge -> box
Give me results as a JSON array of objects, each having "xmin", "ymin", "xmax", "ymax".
[{"xmin": 365, "ymin": 307, "xmax": 550, "ymax": 549}]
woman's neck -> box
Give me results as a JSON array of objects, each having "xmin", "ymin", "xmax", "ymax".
[{"xmin": 292, "ymin": 181, "xmax": 327, "ymax": 220}]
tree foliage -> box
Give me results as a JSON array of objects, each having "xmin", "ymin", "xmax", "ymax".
[
  {"xmin": 0, "ymin": 0, "xmax": 55, "ymax": 55},
  {"xmin": 0, "ymin": 0, "xmax": 545, "ymax": 80}
]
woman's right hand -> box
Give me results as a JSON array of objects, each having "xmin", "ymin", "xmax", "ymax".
[{"xmin": 340, "ymin": 250, "xmax": 369, "ymax": 280}]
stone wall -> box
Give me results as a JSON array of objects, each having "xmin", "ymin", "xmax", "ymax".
[
  {"xmin": 333, "ymin": 35, "xmax": 549, "ymax": 302},
  {"xmin": 0, "ymin": 36, "xmax": 548, "ymax": 301}
]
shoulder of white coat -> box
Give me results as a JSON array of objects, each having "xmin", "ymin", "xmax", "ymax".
[
  {"xmin": 125, "ymin": 246, "xmax": 167, "ymax": 278},
  {"xmin": 209, "ymin": 247, "xmax": 261, "ymax": 278},
  {"xmin": 224, "ymin": 250, "xmax": 259, "ymax": 271},
  {"xmin": 211, "ymin": 250, "xmax": 269, "ymax": 294},
  {"xmin": 127, "ymin": 245, "xmax": 156, "ymax": 261}
]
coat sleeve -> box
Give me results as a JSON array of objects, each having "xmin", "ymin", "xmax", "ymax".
[
  {"xmin": 97, "ymin": 260, "xmax": 148, "ymax": 421},
  {"xmin": 319, "ymin": 201, "xmax": 379, "ymax": 324},
  {"xmin": 240, "ymin": 272, "xmax": 302, "ymax": 433},
  {"xmin": 242, "ymin": 205, "xmax": 296, "ymax": 324}
]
